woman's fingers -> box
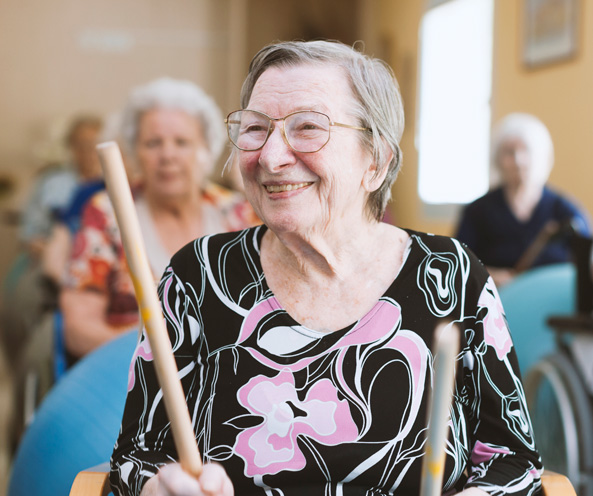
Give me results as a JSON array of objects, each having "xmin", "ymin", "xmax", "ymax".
[
  {"xmin": 157, "ymin": 464, "xmax": 201, "ymax": 495},
  {"xmin": 156, "ymin": 463, "xmax": 234, "ymax": 496},
  {"xmin": 199, "ymin": 463, "xmax": 234, "ymax": 496}
]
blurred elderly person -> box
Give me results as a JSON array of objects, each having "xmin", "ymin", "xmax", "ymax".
[
  {"xmin": 19, "ymin": 115, "xmax": 103, "ymax": 257},
  {"xmin": 456, "ymin": 112, "xmax": 591, "ymax": 286},
  {"xmin": 1, "ymin": 115, "xmax": 103, "ymax": 364},
  {"xmin": 60, "ymin": 77, "xmax": 258, "ymax": 363},
  {"xmin": 111, "ymin": 41, "xmax": 542, "ymax": 496}
]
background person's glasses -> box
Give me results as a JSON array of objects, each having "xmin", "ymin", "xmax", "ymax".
[{"xmin": 225, "ymin": 109, "xmax": 370, "ymax": 153}]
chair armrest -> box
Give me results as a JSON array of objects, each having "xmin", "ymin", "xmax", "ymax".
[
  {"xmin": 69, "ymin": 462, "xmax": 111, "ymax": 496},
  {"xmin": 541, "ymin": 470, "xmax": 577, "ymax": 496}
]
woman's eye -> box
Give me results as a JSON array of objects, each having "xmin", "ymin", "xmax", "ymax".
[
  {"xmin": 300, "ymin": 122, "xmax": 320, "ymax": 130},
  {"xmin": 144, "ymin": 139, "xmax": 160, "ymax": 148},
  {"xmin": 243, "ymin": 124, "xmax": 266, "ymax": 134}
]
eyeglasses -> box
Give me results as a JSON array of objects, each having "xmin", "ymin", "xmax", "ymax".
[{"xmin": 225, "ymin": 109, "xmax": 371, "ymax": 153}]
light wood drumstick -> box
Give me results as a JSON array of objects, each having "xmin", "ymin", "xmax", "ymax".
[
  {"xmin": 419, "ymin": 322, "xmax": 460, "ymax": 496},
  {"xmin": 96, "ymin": 141, "xmax": 203, "ymax": 477}
]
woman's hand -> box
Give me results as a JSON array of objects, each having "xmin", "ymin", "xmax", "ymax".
[{"xmin": 140, "ymin": 463, "xmax": 234, "ymax": 496}]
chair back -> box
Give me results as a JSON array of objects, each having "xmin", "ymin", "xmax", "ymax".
[
  {"xmin": 498, "ymin": 263, "xmax": 576, "ymax": 375},
  {"xmin": 7, "ymin": 330, "xmax": 137, "ymax": 496}
]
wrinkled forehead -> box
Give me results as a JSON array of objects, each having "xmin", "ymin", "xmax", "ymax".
[{"xmin": 247, "ymin": 63, "xmax": 356, "ymax": 116}]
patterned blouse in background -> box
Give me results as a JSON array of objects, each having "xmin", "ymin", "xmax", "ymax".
[
  {"xmin": 110, "ymin": 226, "xmax": 543, "ymax": 496},
  {"xmin": 63, "ymin": 181, "xmax": 259, "ymax": 331}
]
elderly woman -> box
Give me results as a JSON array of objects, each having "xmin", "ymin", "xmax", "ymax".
[
  {"xmin": 111, "ymin": 42, "xmax": 542, "ymax": 496},
  {"xmin": 456, "ymin": 112, "xmax": 591, "ymax": 287},
  {"xmin": 60, "ymin": 77, "xmax": 257, "ymax": 362}
]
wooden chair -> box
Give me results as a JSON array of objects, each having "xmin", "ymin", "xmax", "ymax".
[{"xmin": 69, "ymin": 465, "xmax": 577, "ymax": 496}]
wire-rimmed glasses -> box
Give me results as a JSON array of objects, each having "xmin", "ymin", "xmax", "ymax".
[{"xmin": 225, "ymin": 109, "xmax": 370, "ymax": 153}]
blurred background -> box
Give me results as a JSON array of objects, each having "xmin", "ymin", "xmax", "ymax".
[
  {"xmin": 0, "ymin": 0, "xmax": 592, "ymax": 279},
  {"xmin": 1, "ymin": 0, "xmax": 592, "ymax": 494}
]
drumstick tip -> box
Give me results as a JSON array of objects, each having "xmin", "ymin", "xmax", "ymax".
[{"xmin": 96, "ymin": 140, "xmax": 118, "ymax": 150}]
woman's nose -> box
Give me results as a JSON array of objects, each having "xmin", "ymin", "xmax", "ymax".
[
  {"xmin": 257, "ymin": 123, "xmax": 295, "ymax": 172},
  {"xmin": 160, "ymin": 141, "xmax": 177, "ymax": 161}
]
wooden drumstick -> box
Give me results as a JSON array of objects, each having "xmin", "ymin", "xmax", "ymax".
[
  {"xmin": 96, "ymin": 141, "xmax": 203, "ymax": 477},
  {"xmin": 420, "ymin": 322, "xmax": 460, "ymax": 496}
]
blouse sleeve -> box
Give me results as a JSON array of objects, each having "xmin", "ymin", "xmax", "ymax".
[
  {"xmin": 463, "ymin": 276, "xmax": 543, "ymax": 494},
  {"xmin": 109, "ymin": 262, "xmax": 201, "ymax": 496}
]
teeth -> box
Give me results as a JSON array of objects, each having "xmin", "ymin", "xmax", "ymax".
[{"xmin": 265, "ymin": 182, "xmax": 311, "ymax": 193}]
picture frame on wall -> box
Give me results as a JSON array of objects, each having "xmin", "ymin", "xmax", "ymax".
[{"xmin": 523, "ymin": 0, "xmax": 579, "ymax": 68}]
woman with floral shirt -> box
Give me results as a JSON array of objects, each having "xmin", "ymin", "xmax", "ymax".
[{"xmin": 111, "ymin": 42, "xmax": 542, "ymax": 496}]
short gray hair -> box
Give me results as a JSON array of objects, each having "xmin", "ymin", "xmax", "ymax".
[
  {"xmin": 120, "ymin": 77, "xmax": 226, "ymax": 168},
  {"xmin": 492, "ymin": 112, "xmax": 554, "ymax": 182},
  {"xmin": 237, "ymin": 40, "xmax": 404, "ymax": 221}
]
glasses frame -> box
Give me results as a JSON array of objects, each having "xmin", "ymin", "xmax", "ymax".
[{"xmin": 225, "ymin": 109, "xmax": 371, "ymax": 153}]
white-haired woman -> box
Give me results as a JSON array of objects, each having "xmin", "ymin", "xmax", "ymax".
[
  {"xmin": 111, "ymin": 42, "xmax": 542, "ymax": 496},
  {"xmin": 60, "ymin": 77, "xmax": 258, "ymax": 363},
  {"xmin": 456, "ymin": 112, "xmax": 591, "ymax": 286}
]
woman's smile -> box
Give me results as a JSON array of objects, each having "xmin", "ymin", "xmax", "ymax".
[{"xmin": 264, "ymin": 182, "xmax": 313, "ymax": 194}]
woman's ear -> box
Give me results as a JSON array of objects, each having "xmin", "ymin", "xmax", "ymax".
[{"xmin": 362, "ymin": 138, "xmax": 394, "ymax": 193}]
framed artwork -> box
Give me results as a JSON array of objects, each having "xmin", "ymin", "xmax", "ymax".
[{"xmin": 523, "ymin": 0, "xmax": 579, "ymax": 67}]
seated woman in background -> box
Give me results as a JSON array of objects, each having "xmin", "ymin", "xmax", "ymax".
[
  {"xmin": 0, "ymin": 115, "xmax": 104, "ymax": 366},
  {"xmin": 456, "ymin": 112, "xmax": 591, "ymax": 287},
  {"xmin": 41, "ymin": 116, "xmax": 107, "ymax": 289},
  {"xmin": 111, "ymin": 41, "xmax": 542, "ymax": 496},
  {"xmin": 60, "ymin": 77, "xmax": 258, "ymax": 363},
  {"xmin": 19, "ymin": 115, "xmax": 104, "ymax": 258}
]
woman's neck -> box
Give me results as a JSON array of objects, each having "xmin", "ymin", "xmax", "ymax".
[
  {"xmin": 260, "ymin": 221, "xmax": 408, "ymax": 333},
  {"xmin": 144, "ymin": 190, "xmax": 204, "ymax": 255},
  {"xmin": 145, "ymin": 189, "xmax": 201, "ymax": 221},
  {"xmin": 263, "ymin": 220, "xmax": 392, "ymax": 281},
  {"xmin": 504, "ymin": 183, "xmax": 544, "ymax": 222}
]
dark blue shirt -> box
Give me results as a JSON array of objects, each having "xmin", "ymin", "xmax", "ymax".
[
  {"xmin": 57, "ymin": 180, "xmax": 105, "ymax": 233},
  {"xmin": 455, "ymin": 186, "xmax": 591, "ymax": 268}
]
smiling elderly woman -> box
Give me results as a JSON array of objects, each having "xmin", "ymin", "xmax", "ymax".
[{"xmin": 110, "ymin": 41, "xmax": 542, "ymax": 496}]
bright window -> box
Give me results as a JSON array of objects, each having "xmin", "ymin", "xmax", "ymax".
[{"xmin": 416, "ymin": 0, "xmax": 494, "ymax": 205}]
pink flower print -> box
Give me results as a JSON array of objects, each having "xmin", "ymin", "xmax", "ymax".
[
  {"xmin": 478, "ymin": 278, "xmax": 512, "ymax": 360},
  {"xmin": 234, "ymin": 369, "xmax": 358, "ymax": 477},
  {"xmin": 128, "ymin": 332, "xmax": 153, "ymax": 391},
  {"xmin": 471, "ymin": 440, "xmax": 511, "ymax": 465}
]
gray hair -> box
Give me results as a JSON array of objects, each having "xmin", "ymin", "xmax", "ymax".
[
  {"xmin": 492, "ymin": 112, "xmax": 554, "ymax": 182},
  {"xmin": 236, "ymin": 40, "xmax": 404, "ymax": 221},
  {"xmin": 120, "ymin": 77, "xmax": 226, "ymax": 169}
]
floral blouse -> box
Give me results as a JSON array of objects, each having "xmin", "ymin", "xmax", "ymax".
[
  {"xmin": 64, "ymin": 182, "xmax": 259, "ymax": 329},
  {"xmin": 110, "ymin": 226, "xmax": 543, "ymax": 496}
]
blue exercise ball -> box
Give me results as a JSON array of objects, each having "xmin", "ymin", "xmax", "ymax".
[{"xmin": 8, "ymin": 330, "xmax": 137, "ymax": 496}]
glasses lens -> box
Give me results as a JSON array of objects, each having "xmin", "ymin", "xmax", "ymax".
[
  {"xmin": 227, "ymin": 110, "xmax": 270, "ymax": 151},
  {"xmin": 285, "ymin": 111, "xmax": 331, "ymax": 152}
]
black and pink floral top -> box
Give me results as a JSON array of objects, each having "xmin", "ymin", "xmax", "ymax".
[{"xmin": 110, "ymin": 226, "xmax": 542, "ymax": 496}]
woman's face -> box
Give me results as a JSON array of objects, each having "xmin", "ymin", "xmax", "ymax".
[
  {"xmin": 135, "ymin": 108, "xmax": 208, "ymax": 201},
  {"xmin": 497, "ymin": 137, "xmax": 546, "ymax": 190},
  {"xmin": 70, "ymin": 124, "xmax": 102, "ymax": 180},
  {"xmin": 238, "ymin": 63, "xmax": 381, "ymax": 237}
]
